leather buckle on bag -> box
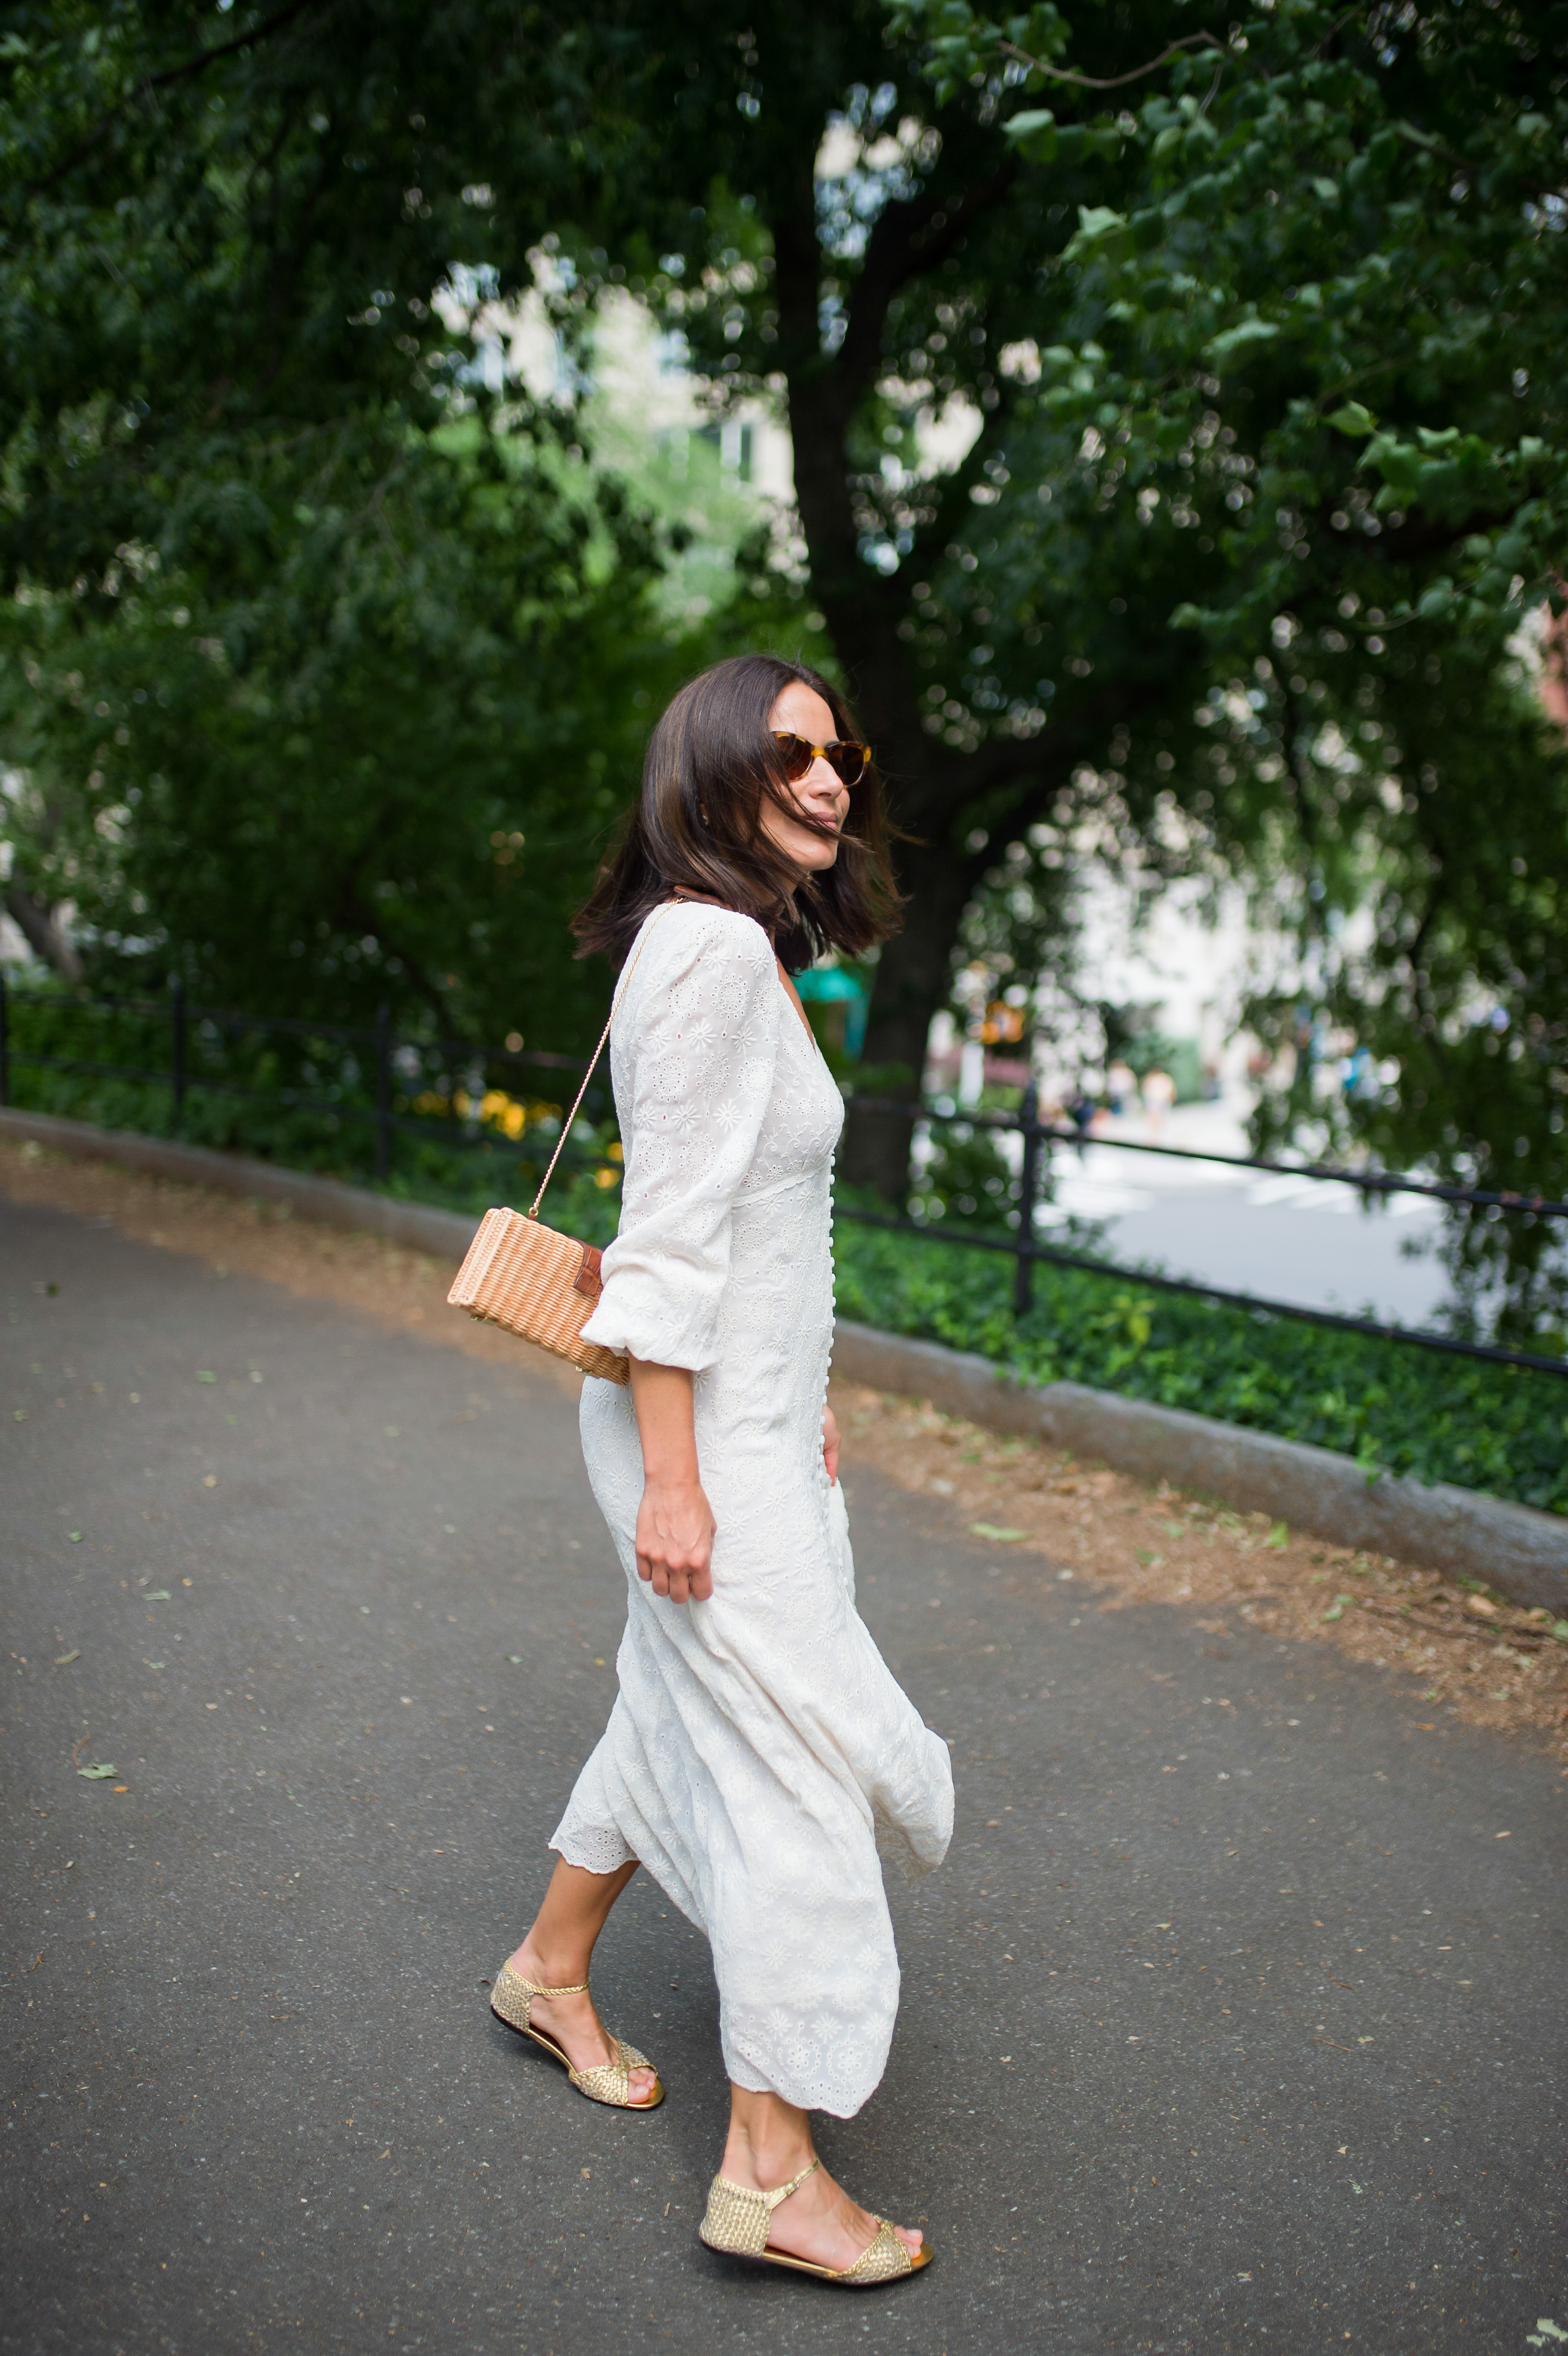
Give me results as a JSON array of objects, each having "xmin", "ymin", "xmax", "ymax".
[{"xmin": 574, "ymin": 1243, "xmax": 604, "ymax": 1299}]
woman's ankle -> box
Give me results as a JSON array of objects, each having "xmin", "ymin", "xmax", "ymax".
[
  {"xmin": 722, "ymin": 2095, "xmax": 815, "ymax": 2191},
  {"xmin": 510, "ymin": 1935, "xmax": 590, "ymax": 1990}
]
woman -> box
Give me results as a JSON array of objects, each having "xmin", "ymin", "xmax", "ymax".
[{"xmin": 490, "ymin": 654, "xmax": 953, "ymax": 2285}]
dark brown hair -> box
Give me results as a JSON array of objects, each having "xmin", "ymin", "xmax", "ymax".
[{"xmin": 571, "ymin": 653, "xmax": 902, "ymax": 971}]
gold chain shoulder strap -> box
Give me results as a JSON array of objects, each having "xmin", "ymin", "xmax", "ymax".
[{"xmin": 525, "ymin": 901, "xmax": 674, "ymax": 1220}]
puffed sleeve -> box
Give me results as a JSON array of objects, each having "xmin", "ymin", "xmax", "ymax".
[{"xmin": 578, "ymin": 905, "xmax": 781, "ymax": 1373}]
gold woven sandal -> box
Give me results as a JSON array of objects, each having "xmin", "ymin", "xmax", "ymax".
[
  {"xmin": 488, "ymin": 1959, "xmax": 664, "ymax": 2109},
  {"xmin": 698, "ymin": 2158, "xmax": 932, "ymax": 2284}
]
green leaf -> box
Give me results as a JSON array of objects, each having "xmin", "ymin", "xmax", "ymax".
[
  {"xmin": 1264, "ymin": 1522, "xmax": 1288, "ymax": 1549},
  {"xmin": 970, "ymin": 1522, "xmax": 1028, "ymax": 1542},
  {"xmin": 196, "ymin": 1371, "xmax": 218, "ymax": 1383},
  {"xmin": 1004, "ymin": 109, "xmax": 1056, "ymax": 163},
  {"xmin": 77, "ymin": 1764, "xmax": 118, "ymax": 1780},
  {"xmin": 1326, "ymin": 402, "xmax": 1376, "ymax": 437},
  {"xmin": 1063, "ymin": 205, "xmax": 1130, "ymax": 264},
  {"xmin": 1320, "ymin": 1595, "xmax": 1356, "ymax": 1623},
  {"xmin": 1206, "ymin": 318, "xmax": 1279, "ymax": 368}
]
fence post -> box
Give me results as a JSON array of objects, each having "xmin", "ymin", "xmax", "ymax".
[
  {"xmin": 374, "ymin": 1002, "xmax": 392, "ymax": 1182},
  {"xmin": 0, "ymin": 968, "xmax": 8, "ymax": 1108},
  {"xmin": 1014, "ymin": 1077, "xmax": 1040, "ymax": 1317},
  {"xmin": 170, "ymin": 977, "xmax": 186, "ymax": 1136}
]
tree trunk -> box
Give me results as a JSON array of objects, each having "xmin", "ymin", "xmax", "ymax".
[
  {"xmin": 838, "ymin": 829, "xmax": 980, "ymax": 1190},
  {"xmin": 4, "ymin": 887, "xmax": 82, "ymax": 984},
  {"xmin": 768, "ymin": 125, "xmax": 1070, "ymax": 1196}
]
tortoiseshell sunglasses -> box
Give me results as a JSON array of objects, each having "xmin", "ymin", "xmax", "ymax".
[{"xmin": 771, "ymin": 731, "xmax": 870, "ymax": 789}]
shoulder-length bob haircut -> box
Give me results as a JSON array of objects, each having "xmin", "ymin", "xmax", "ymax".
[{"xmin": 571, "ymin": 653, "xmax": 902, "ymax": 971}]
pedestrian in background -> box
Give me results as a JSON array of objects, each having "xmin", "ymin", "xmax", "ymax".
[
  {"xmin": 1106, "ymin": 1057, "xmax": 1136, "ymax": 1116},
  {"xmin": 490, "ymin": 655, "xmax": 952, "ymax": 2286},
  {"xmin": 1141, "ymin": 1064, "xmax": 1176, "ymax": 1137}
]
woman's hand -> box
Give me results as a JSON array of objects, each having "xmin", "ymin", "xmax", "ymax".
[
  {"xmin": 627, "ymin": 1355, "xmax": 715, "ymax": 1603},
  {"xmin": 634, "ymin": 1475, "xmax": 716, "ymax": 1603},
  {"xmin": 822, "ymin": 1404, "xmax": 841, "ymax": 1486}
]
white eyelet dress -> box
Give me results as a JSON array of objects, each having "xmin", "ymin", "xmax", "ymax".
[{"xmin": 553, "ymin": 901, "xmax": 954, "ymax": 2118}]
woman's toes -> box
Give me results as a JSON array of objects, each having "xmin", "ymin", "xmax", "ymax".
[{"xmin": 894, "ymin": 2225, "xmax": 923, "ymax": 2254}]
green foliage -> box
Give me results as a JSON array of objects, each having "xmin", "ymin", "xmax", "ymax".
[
  {"xmin": 2, "ymin": 981, "xmax": 627, "ymax": 1235},
  {"xmin": 0, "ymin": 416, "xmax": 692, "ymax": 1048},
  {"xmin": 0, "ymin": 0, "xmax": 714, "ymax": 1049},
  {"xmin": 907, "ymin": 1121, "xmax": 1021, "ymax": 1228},
  {"xmin": 833, "ymin": 1216, "xmax": 1568, "ymax": 1516},
  {"xmin": 3, "ymin": 0, "xmax": 1564, "ymax": 1358},
  {"xmin": 873, "ymin": 0, "xmax": 1568, "ymax": 1337}
]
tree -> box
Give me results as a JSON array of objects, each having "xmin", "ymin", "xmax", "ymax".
[
  {"xmin": 551, "ymin": 0, "xmax": 1234, "ymax": 1187},
  {"xmin": 891, "ymin": 0, "xmax": 1568, "ymax": 1338},
  {"xmin": 0, "ymin": 0, "xmax": 701, "ymax": 1045},
  {"xmin": 7, "ymin": 0, "xmax": 1565, "ymax": 1328},
  {"xmin": 0, "ymin": 419, "xmax": 692, "ymax": 1046}
]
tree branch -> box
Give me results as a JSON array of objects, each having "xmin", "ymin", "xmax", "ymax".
[
  {"xmin": 833, "ymin": 155, "xmax": 1019, "ymax": 416},
  {"xmin": 20, "ymin": 0, "xmax": 331, "ymax": 201},
  {"xmin": 998, "ymin": 31, "xmax": 1223, "ymax": 92}
]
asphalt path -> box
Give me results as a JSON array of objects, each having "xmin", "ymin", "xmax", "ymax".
[{"xmin": 4, "ymin": 1195, "xmax": 1566, "ymax": 2356}]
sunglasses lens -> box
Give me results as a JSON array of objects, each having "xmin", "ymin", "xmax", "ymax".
[
  {"xmin": 772, "ymin": 731, "xmax": 814, "ymax": 781},
  {"xmin": 830, "ymin": 743, "xmax": 867, "ymax": 787}
]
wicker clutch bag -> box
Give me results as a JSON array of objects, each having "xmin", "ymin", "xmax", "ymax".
[
  {"xmin": 448, "ymin": 1207, "xmax": 629, "ymax": 1384},
  {"xmin": 447, "ymin": 905, "xmax": 671, "ymax": 1384}
]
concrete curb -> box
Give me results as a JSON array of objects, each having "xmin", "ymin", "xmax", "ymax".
[
  {"xmin": 7, "ymin": 1107, "xmax": 1566, "ymax": 1609},
  {"xmin": 830, "ymin": 1322, "xmax": 1568, "ymax": 1613}
]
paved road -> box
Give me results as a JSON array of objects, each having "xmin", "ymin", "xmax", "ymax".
[
  {"xmin": 1046, "ymin": 1142, "xmax": 1452, "ymax": 1329},
  {"xmin": 4, "ymin": 1196, "xmax": 1566, "ymax": 2356}
]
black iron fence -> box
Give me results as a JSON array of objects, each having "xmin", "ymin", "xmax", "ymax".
[
  {"xmin": 837, "ymin": 1085, "xmax": 1568, "ymax": 1381},
  {"xmin": 2, "ymin": 976, "xmax": 1564, "ymax": 1379},
  {"xmin": 0, "ymin": 975, "xmax": 608, "ymax": 1193}
]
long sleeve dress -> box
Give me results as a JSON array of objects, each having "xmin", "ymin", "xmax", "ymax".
[{"xmin": 553, "ymin": 899, "xmax": 954, "ymax": 2118}]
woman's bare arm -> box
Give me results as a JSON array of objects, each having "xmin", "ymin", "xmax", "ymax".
[
  {"xmin": 627, "ymin": 1365, "xmax": 842, "ymax": 1603},
  {"xmin": 628, "ymin": 1357, "xmax": 716, "ymax": 1604}
]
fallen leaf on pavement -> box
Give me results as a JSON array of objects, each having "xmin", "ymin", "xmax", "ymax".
[
  {"xmin": 77, "ymin": 1763, "xmax": 117, "ymax": 1780},
  {"xmin": 54, "ymin": 1651, "xmax": 79, "ymax": 1666},
  {"xmin": 970, "ymin": 1523, "xmax": 1026, "ymax": 1542},
  {"xmin": 145, "ymin": 1590, "xmax": 171, "ymax": 1602}
]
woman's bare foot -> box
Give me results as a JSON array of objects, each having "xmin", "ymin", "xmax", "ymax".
[
  {"xmin": 720, "ymin": 2085, "xmax": 923, "ymax": 2270},
  {"xmin": 506, "ymin": 1939, "xmax": 659, "ymax": 2106}
]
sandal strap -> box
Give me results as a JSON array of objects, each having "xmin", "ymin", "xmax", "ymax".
[
  {"xmin": 840, "ymin": 2218, "xmax": 915, "ymax": 2283},
  {"xmin": 568, "ymin": 2035, "xmax": 655, "ymax": 2107},
  {"xmin": 761, "ymin": 2159, "xmax": 821, "ymax": 2212},
  {"xmin": 490, "ymin": 1961, "xmax": 591, "ymax": 2037},
  {"xmin": 700, "ymin": 2160, "xmax": 820, "ymax": 2258}
]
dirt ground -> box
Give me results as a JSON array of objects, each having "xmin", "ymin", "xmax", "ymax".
[{"xmin": 7, "ymin": 1134, "xmax": 1566, "ymax": 1763}]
